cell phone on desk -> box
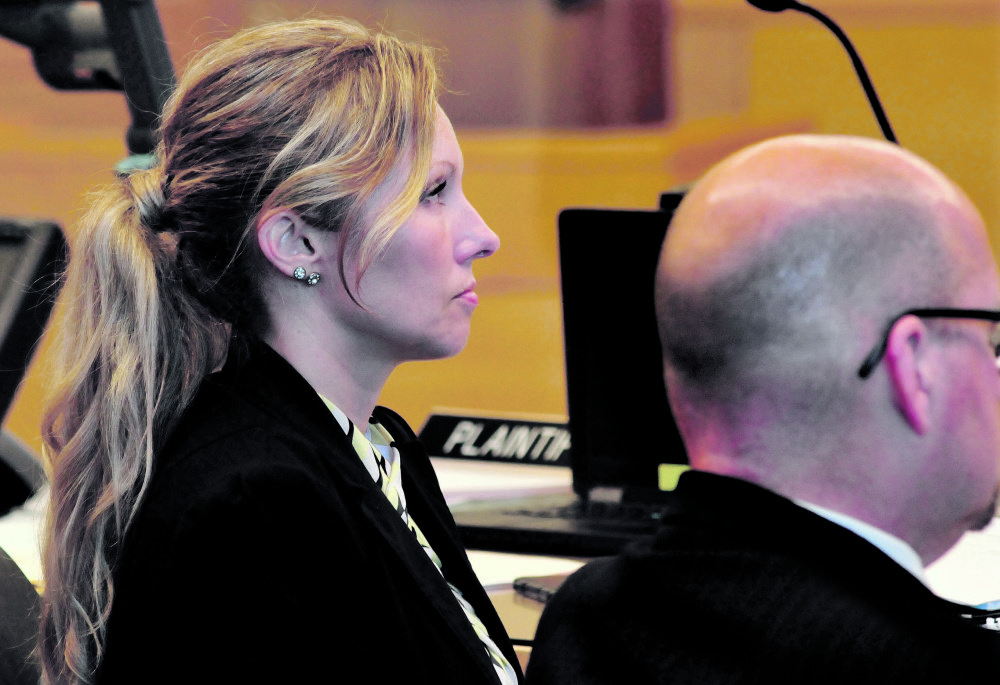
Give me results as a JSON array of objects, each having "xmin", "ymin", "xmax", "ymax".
[{"xmin": 513, "ymin": 573, "xmax": 569, "ymax": 604}]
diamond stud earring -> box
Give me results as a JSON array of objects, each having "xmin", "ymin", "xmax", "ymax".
[{"xmin": 292, "ymin": 266, "xmax": 320, "ymax": 286}]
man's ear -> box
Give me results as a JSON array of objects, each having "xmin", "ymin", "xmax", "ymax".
[
  {"xmin": 883, "ymin": 315, "xmax": 934, "ymax": 435},
  {"xmin": 256, "ymin": 209, "xmax": 322, "ymax": 276}
]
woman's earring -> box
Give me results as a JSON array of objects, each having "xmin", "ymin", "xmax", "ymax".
[{"xmin": 292, "ymin": 266, "xmax": 320, "ymax": 286}]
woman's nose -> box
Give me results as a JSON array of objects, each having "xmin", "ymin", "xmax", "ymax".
[{"xmin": 463, "ymin": 200, "xmax": 500, "ymax": 261}]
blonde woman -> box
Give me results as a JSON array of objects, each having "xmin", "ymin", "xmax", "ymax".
[{"xmin": 39, "ymin": 19, "xmax": 519, "ymax": 685}]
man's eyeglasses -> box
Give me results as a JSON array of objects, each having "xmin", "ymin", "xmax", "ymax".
[{"xmin": 858, "ymin": 308, "xmax": 1000, "ymax": 379}]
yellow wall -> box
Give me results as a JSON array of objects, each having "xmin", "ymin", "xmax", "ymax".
[
  {"xmin": 746, "ymin": 2, "xmax": 1000, "ymax": 261},
  {"xmin": 383, "ymin": 0, "xmax": 1000, "ymax": 431},
  {"xmin": 1, "ymin": 0, "xmax": 998, "ymax": 453}
]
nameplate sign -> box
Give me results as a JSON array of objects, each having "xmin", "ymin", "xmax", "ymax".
[{"xmin": 419, "ymin": 413, "xmax": 571, "ymax": 466}]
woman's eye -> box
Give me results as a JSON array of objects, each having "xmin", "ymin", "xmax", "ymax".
[{"xmin": 422, "ymin": 180, "xmax": 447, "ymax": 202}]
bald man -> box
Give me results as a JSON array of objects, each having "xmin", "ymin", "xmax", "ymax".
[{"xmin": 525, "ymin": 135, "xmax": 1000, "ymax": 684}]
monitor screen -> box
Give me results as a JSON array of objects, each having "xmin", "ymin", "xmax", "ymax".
[
  {"xmin": 0, "ymin": 218, "xmax": 65, "ymax": 509},
  {"xmin": 558, "ymin": 194, "xmax": 687, "ymax": 502}
]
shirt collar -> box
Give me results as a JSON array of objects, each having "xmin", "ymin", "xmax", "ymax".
[{"xmin": 795, "ymin": 499, "xmax": 928, "ymax": 585}]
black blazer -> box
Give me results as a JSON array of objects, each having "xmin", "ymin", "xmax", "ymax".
[
  {"xmin": 0, "ymin": 545, "xmax": 40, "ymax": 685},
  {"xmin": 526, "ymin": 471, "xmax": 1000, "ymax": 684},
  {"xmin": 99, "ymin": 341, "xmax": 522, "ymax": 684}
]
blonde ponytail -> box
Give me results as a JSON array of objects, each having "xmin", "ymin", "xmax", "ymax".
[{"xmin": 39, "ymin": 166, "xmax": 226, "ymax": 684}]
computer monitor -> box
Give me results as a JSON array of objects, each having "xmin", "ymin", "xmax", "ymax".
[
  {"xmin": 558, "ymin": 191, "xmax": 687, "ymax": 502},
  {"xmin": 0, "ymin": 218, "xmax": 65, "ymax": 510}
]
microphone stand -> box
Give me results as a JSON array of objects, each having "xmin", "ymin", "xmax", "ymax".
[{"xmin": 747, "ymin": 0, "xmax": 898, "ymax": 144}]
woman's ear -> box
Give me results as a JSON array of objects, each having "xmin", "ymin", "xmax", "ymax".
[
  {"xmin": 256, "ymin": 209, "xmax": 321, "ymax": 276},
  {"xmin": 883, "ymin": 315, "xmax": 933, "ymax": 435}
]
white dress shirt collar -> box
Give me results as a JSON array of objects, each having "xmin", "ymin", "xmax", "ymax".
[{"xmin": 795, "ymin": 499, "xmax": 927, "ymax": 585}]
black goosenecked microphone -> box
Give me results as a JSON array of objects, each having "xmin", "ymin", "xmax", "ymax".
[{"xmin": 746, "ymin": 0, "xmax": 898, "ymax": 144}]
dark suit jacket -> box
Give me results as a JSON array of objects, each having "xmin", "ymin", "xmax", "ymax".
[
  {"xmin": 98, "ymin": 341, "xmax": 522, "ymax": 684},
  {"xmin": 0, "ymin": 545, "xmax": 40, "ymax": 685},
  {"xmin": 526, "ymin": 471, "xmax": 1000, "ymax": 684}
]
